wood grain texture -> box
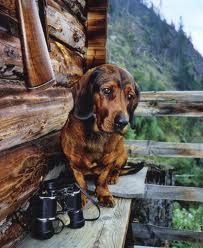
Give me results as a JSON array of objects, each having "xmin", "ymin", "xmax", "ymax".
[
  {"xmin": 0, "ymin": 0, "xmax": 86, "ymax": 21},
  {"xmin": 47, "ymin": 1, "xmax": 85, "ymax": 53},
  {"xmin": 126, "ymin": 140, "xmax": 203, "ymax": 158},
  {"xmin": 144, "ymin": 184, "xmax": 203, "ymax": 202},
  {"xmin": 0, "ymin": 0, "xmax": 86, "ymax": 52},
  {"xmin": 0, "ymin": 81, "xmax": 73, "ymax": 152},
  {"xmin": 137, "ymin": 91, "xmax": 203, "ymax": 117},
  {"xmin": 49, "ymin": 0, "xmax": 86, "ymax": 22},
  {"xmin": 18, "ymin": 198, "xmax": 132, "ymax": 248},
  {"xmin": 0, "ymin": 145, "xmax": 46, "ymax": 221},
  {"xmin": 17, "ymin": 0, "xmax": 55, "ymax": 89},
  {"xmin": 132, "ymin": 223, "xmax": 203, "ymax": 243},
  {"xmin": 0, "ymin": 31, "xmax": 84, "ymax": 86},
  {"xmin": 86, "ymin": 0, "xmax": 107, "ymax": 69},
  {"xmin": 0, "ymin": 131, "xmax": 63, "ymax": 221},
  {"xmin": 0, "ymin": 32, "xmax": 23, "ymax": 80}
]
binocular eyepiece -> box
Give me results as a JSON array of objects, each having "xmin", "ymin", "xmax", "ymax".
[{"xmin": 31, "ymin": 178, "xmax": 85, "ymax": 240}]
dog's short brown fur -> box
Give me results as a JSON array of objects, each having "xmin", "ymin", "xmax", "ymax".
[{"xmin": 61, "ymin": 64, "xmax": 140, "ymax": 207}]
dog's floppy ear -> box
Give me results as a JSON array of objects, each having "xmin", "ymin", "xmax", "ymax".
[
  {"xmin": 129, "ymin": 82, "xmax": 140, "ymax": 129},
  {"xmin": 73, "ymin": 68, "xmax": 95, "ymax": 120},
  {"xmin": 73, "ymin": 67, "xmax": 104, "ymax": 120}
]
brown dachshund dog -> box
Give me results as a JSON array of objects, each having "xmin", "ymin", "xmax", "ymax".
[{"xmin": 61, "ymin": 64, "xmax": 140, "ymax": 207}]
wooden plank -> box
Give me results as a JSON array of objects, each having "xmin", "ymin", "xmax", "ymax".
[
  {"xmin": 126, "ymin": 140, "xmax": 203, "ymax": 158},
  {"xmin": 137, "ymin": 91, "xmax": 203, "ymax": 117},
  {"xmin": 141, "ymin": 91, "xmax": 203, "ymax": 102},
  {"xmin": 0, "ymin": 82, "xmax": 73, "ymax": 152},
  {"xmin": 0, "ymin": 31, "xmax": 84, "ymax": 85},
  {"xmin": 132, "ymin": 223, "xmax": 203, "ymax": 243},
  {"xmin": 144, "ymin": 184, "xmax": 203, "ymax": 202},
  {"xmin": 88, "ymin": 167, "xmax": 148, "ymax": 198},
  {"xmin": 17, "ymin": 198, "xmax": 132, "ymax": 248}
]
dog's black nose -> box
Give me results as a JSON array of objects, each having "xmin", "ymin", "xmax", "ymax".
[{"xmin": 114, "ymin": 113, "xmax": 128, "ymax": 130}]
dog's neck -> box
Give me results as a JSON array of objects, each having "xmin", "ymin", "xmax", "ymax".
[{"xmin": 72, "ymin": 114, "xmax": 111, "ymax": 140}]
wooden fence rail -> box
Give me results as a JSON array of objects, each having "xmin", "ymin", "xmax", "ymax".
[
  {"xmin": 132, "ymin": 223, "xmax": 203, "ymax": 244},
  {"xmin": 125, "ymin": 140, "xmax": 203, "ymax": 158},
  {"xmin": 137, "ymin": 91, "xmax": 203, "ymax": 117},
  {"xmin": 143, "ymin": 184, "xmax": 203, "ymax": 202}
]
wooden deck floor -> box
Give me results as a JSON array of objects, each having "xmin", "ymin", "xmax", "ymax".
[{"xmin": 17, "ymin": 168, "xmax": 148, "ymax": 248}]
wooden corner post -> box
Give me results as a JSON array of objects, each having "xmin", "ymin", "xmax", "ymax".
[{"xmin": 86, "ymin": 0, "xmax": 108, "ymax": 69}]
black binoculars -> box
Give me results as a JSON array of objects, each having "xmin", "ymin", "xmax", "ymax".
[{"xmin": 31, "ymin": 177, "xmax": 85, "ymax": 240}]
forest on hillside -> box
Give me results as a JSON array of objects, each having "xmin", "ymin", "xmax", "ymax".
[{"xmin": 107, "ymin": 0, "xmax": 203, "ymax": 247}]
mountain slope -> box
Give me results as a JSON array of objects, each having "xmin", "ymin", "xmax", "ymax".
[{"xmin": 108, "ymin": 0, "xmax": 203, "ymax": 90}]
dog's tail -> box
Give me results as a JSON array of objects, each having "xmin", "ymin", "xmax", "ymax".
[{"xmin": 120, "ymin": 161, "xmax": 145, "ymax": 176}]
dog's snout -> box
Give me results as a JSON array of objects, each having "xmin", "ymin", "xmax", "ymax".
[{"xmin": 114, "ymin": 113, "xmax": 128, "ymax": 130}]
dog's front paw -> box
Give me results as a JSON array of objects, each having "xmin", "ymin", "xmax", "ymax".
[
  {"xmin": 108, "ymin": 174, "xmax": 119, "ymax": 185},
  {"xmin": 98, "ymin": 195, "xmax": 115, "ymax": 208}
]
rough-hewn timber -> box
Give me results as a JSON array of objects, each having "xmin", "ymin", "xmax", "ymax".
[
  {"xmin": 0, "ymin": 132, "xmax": 62, "ymax": 221},
  {"xmin": 86, "ymin": 0, "xmax": 107, "ymax": 69},
  {"xmin": 137, "ymin": 91, "xmax": 203, "ymax": 117},
  {"xmin": 0, "ymin": 31, "xmax": 84, "ymax": 86},
  {"xmin": 0, "ymin": 0, "xmax": 86, "ymax": 52},
  {"xmin": 144, "ymin": 184, "xmax": 203, "ymax": 202},
  {"xmin": 126, "ymin": 140, "xmax": 203, "ymax": 158},
  {"xmin": 0, "ymin": 81, "xmax": 73, "ymax": 152}
]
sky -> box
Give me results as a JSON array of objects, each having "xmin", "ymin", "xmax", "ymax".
[{"xmin": 145, "ymin": 0, "xmax": 203, "ymax": 56}]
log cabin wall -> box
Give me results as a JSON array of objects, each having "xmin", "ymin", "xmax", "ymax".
[{"xmin": 0, "ymin": 0, "xmax": 108, "ymax": 246}]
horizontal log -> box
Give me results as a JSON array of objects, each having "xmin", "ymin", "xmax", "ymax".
[
  {"xmin": 50, "ymin": 0, "xmax": 86, "ymax": 22},
  {"xmin": 0, "ymin": 81, "xmax": 73, "ymax": 152},
  {"xmin": 0, "ymin": 0, "xmax": 86, "ymax": 21},
  {"xmin": 137, "ymin": 91, "xmax": 203, "ymax": 117},
  {"xmin": 126, "ymin": 140, "xmax": 203, "ymax": 158},
  {"xmin": 144, "ymin": 184, "xmax": 203, "ymax": 202},
  {"xmin": 0, "ymin": 31, "xmax": 84, "ymax": 86},
  {"xmin": 132, "ymin": 223, "xmax": 203, "ymax": 243},
  {"xmin": 0, "ymin": 132, "xmax": 65, "ymax": 221},
  {"xmin": 47, "ymin": 2, "xmax": 86, "ymax": 52},
  {"xmin": 0, "ymin": 1, "xmax": 86, "ymax": 52}
]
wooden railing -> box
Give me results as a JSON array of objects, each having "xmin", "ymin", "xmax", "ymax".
[
  {"xmin": 137, "ymin": 91, "xmax": 203, "ymax": 117},
  {"xmin": 129, "ymin": 90, "xmax": 203, "ymax": 246}
]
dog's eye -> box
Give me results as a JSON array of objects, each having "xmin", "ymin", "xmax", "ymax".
[
  {"xmin": 102, "ymin": 88, "xmax": 112, "ymax": 95},
  {"xmin": 127, "ymin": 93, "xmax": 134, "ymax": 100}
]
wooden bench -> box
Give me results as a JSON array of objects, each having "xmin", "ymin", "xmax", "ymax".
[{"xmin": 17, "ymin": 168, "xmax": 148, "ymax": 248}]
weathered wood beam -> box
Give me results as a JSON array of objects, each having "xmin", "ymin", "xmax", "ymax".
[
  {"xmin": 132, "ymin": 223, "xmax": 203, "ymax": 243},
  {"xmin": 0, "ymin": 132, "xmax": 62, "ymax": 221},
  {"xmin": 49, "ymin": 0, "xmax": 86, "ymax": 22},
  {"xmin": 0, "ymin": 0, "xmax": 86, "ymax": 21},
  {"xmin": 0, "ymin": 81, "xmax": 73, "ymax": 152},
  {"xmin": 86, "ymin": 0, "xmax": 108, "ymax": 69},
  {"xmin": 0, "ymin": 0, "xmax": 86, "ymax": 52},
  {"xmin": 137, "ymin": 91, "xmax": 203, "ymax": 117},
  {"xmin": 144, "ymin": 184, "xmax": 203, "ymax": 202},
  {"xmin": 126, "ymin": 140, "xmax": 203, "ymax": 158},
  {"xmin": 0, "ymin": 31, "xmax": 84, "ymax": 85}
]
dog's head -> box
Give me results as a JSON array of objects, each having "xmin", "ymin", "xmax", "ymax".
[{"xmin": 73, "ymin": 64, "xmax": 140, "ymax": 134}]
